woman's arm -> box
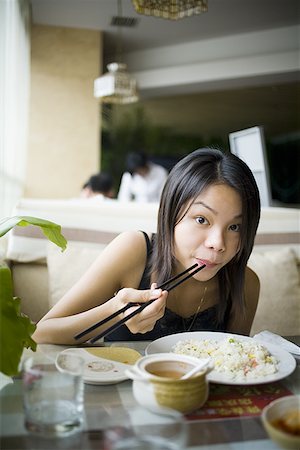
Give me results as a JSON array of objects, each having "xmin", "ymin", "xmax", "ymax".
[
  {"xmin": 226, "ymin": 266, "xmax": 260, "ymax": 336},
  {"xmin": 32, "ymin": 231, "xmax": 167, "ymax": 345}
]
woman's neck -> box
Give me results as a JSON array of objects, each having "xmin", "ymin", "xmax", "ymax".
[{"xmin": 166, "ymin": 277, "xmax": 218, "ymax": 318}]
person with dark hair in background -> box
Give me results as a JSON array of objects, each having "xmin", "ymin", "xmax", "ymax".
[
  {"xmin": 80, "ymin": 172, "xmax": 115, "ymax": 200},
  {"xmin": 80, "ymin": 181, "xmax": 93, "ymax": 198},
  {"xmin": 118, "ymin": 151, "xmax": 168, "ymax": 202}
]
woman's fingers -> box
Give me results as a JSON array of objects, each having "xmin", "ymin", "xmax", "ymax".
[
  {"xmin": 115, "ymin": 287, "xmax": 167, "ymax": 334},
  {"xmin": 116, "ymin": 286, "xmax": 163, "ymax": 305}
]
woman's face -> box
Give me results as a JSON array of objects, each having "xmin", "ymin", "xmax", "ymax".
[{"xmin": 173, "ymin": 183, "xmax": 242, "ymax": 281}]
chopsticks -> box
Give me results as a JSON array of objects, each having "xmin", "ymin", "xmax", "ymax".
[{"xmin": 74, "ymin": 263, "xmax": 206, "ymax": 343}]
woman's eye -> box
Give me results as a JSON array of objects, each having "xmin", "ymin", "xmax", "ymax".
[
  {"xmin": 195, "ymin": 216, "xmax": 208, "ymax": 225},
  {"xmin": 229, "ymin": 224, "xmax": 241, "ymax": 232}
]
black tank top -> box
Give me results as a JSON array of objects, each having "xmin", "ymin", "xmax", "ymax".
[{"xmin": 105, "ymin": 231, "xmax": 227, "ymax": 341}]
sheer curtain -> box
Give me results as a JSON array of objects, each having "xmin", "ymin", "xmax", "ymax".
[{"xmin": 0, "ymin": 0, "xmax": 31, "ymax": 219}]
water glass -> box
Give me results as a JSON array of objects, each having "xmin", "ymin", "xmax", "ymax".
[{"xmin": 22, "ymin": 352, "xmax": 84, "ymax": 437}]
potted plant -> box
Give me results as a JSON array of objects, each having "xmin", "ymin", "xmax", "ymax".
[{"xmin": 0, "ymin": 216, "xmax": 67, "ymax": 376}]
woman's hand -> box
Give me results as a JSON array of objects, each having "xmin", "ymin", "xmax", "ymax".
[{"xmin": 113, "ymin": 283, "xmax": 168, "ymax": 334}]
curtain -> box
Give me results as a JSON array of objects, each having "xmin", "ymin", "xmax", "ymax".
[{"xmin": 0, "ymin": 0, "xmax": 30, "ymax": 219}]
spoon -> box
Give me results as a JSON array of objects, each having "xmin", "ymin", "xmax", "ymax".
[{"xmin": 180, "ymin": 358, "xmax": 212, "ymax": 379}]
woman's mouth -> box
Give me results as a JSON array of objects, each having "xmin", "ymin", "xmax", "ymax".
[{"xmin": 197, "ymin": 259, "xmax": 218, "ymax": 269}]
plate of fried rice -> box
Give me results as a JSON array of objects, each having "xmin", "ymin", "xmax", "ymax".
[{"xmin": 145, "ymin": 332, "xmax": 296, "ymax": 385}]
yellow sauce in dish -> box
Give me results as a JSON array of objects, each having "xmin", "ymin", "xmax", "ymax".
[{"xmin": 85, "ymin": 347, "xmax": 141, "ymax": 365}]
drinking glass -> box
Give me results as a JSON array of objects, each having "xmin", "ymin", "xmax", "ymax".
[{"xmin": 22, "ymin": 352, "xmax": 84, "ymax": 437}]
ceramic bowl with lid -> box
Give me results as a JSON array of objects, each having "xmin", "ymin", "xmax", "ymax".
[{"xmin": 126, "ymin": 353, "xmax": 213, "ymax": 414}]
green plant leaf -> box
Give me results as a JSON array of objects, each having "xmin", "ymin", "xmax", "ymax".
[
  {"xmin": 0, "ymin": 216, "xmax": 67, "ymax": 251},
  {"xmin": 0, "ymin": 215, "xmax": 67, "ymax": 376},
  {"xmin": 0, "ymin": 263, "xmax": 37, "ymax": 376}
]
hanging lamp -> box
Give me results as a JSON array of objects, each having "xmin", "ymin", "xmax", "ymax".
[
  {"xmin": 131, "ymin": 0, "xmax": 208, "ymax": 20},
  {"xmin": 94, "ymin": 0, "xmax": 139, "ymax": 104}
]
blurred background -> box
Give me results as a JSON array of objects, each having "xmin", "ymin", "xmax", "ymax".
[{"xmin": 1, "ymin": 0, "xmax": 299, "ymax": 216}]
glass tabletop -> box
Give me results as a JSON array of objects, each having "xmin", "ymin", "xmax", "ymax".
[{"xmin": 0, "ymin": 338, "xmax": 299, "ymax": 450}]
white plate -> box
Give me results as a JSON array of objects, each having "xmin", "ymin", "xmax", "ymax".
[
  {"xmin": 145, "ymin": 331, "xmax": 296, "ymax": 385},
  {"xmin": 59, "ymin": 347, "xmax": 141, "ymax": 385}
]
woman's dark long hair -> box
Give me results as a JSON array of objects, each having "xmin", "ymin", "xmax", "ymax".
[{"xmin": 150, "ymin": 148, "xmax": 261, "ymax": 325}]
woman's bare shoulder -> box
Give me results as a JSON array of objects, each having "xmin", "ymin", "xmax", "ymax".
[
  {"xmin": 99, "ymin": 230, "xmax": 151, "ymax": 288},
  {"xmin": 54, "ymin": 230, "xmax": 151, "ymax": 309},
  {"xmin": 100, "ymin": 230, "xmax": 151, "ymax": 270},
  {"xmin": 107, "ymin": 230, "xmax": 151, "ymax": 252}
]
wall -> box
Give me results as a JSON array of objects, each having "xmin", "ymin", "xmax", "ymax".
[{"xmin": 25, "ymin": 25, "xmax": 101, "ymax": 199}]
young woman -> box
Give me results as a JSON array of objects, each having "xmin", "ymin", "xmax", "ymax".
[{"xmin": 33, "ymin": 148, "xmax": 261, "ymax": 345}]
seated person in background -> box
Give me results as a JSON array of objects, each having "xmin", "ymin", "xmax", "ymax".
[
  {"xmin": 80, "ymin": 172, "xmax": 115, "ymax": 200},
  {"xmin": 118, "ymin": 151, "xmax": 168, "ymax": 202},
  {"xmin": 80, "ymin": 181, "xmax": 93, "ymax": 198},
  {"xmin": 33, "ymin": 148, "xmax": 261, "ymax": 345}
]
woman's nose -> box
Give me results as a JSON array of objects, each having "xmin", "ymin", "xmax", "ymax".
[{"xmin": 204, "ymin": 229, "xmax": 226, "ymax": 252}]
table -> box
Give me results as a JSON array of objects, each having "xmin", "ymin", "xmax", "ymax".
[{"xmin": 0, "ymin": 339, "xmax": 299, "ymax": 450}]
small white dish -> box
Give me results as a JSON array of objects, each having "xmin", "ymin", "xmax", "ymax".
[{"xmin": 59, "ymin": 347, "xmax": 141, "ymax": 385}]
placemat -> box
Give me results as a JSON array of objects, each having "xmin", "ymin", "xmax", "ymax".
[{"xmin": 187, "ymin": 382, "xmax": 293, "ymax": 420}]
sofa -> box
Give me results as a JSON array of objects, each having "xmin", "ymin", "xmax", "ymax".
[{"xmin": 4, "ymin": 198, "xmax": 300, "ymax": 337}]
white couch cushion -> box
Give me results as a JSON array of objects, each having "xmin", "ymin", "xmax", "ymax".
[
  {"xmin": 249, "ymin": 247, "xmax": 300, "ymax": 336},
  {"xmin": 47, "ymin": 242, "xmax": 102, "ymax": 308}
]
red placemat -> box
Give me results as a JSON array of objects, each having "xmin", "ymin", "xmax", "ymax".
[{"xmin": 187, "ymin": 382, "xmax": 293, "ymax": 420}]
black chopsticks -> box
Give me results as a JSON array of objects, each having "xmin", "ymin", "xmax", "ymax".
[
  {"xmin": 74, "ymin": 263, "xmax": 197, "ymax": 341},
  {"xmin": 74, "ymin": 263, "xmax": 206, "ymax": 343}
]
